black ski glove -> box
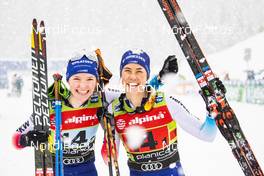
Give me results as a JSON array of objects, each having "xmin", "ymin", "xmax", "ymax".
[
  {"xmin": 159, "ymin": 55, "xmax": 178, "ymax": 79},
  {"xmin": 198, "ymin": 78, "xmax": 226, "ymax": 119},
  {"xmin": 215, "ymin": 77, "xmax": 226, "ymax": 94},
  {"xmin": 19, "ymin": 130, "xmax": 49, "ymax": 147}
]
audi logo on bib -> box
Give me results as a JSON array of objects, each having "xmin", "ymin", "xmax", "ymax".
[
  {"xmin": 63, "ymin": 157, "xmax": 85, "ymax": 165},
  {"xmin": 141, "ymin": 161, "xmax": 163, "ymax": 171}
]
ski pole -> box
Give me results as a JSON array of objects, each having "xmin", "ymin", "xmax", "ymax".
[
  {"xmin": 95, "ymin": 49, "xmax": 120, "ymax": 176},
  {"xmin": 53, "ymin": 74, "xmax": 64, "ymax": 176}
]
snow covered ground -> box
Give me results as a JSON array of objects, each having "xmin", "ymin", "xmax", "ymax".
[
  {"xmin": 0, "ymin": 83, "xmax": 263, "ymax": 176},
  {"xmin": 209, "ymin": 32, "xmax": 264, "ymax": 80}
]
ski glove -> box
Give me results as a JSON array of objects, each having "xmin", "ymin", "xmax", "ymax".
[
  {"xmin": 215, "ymin": 77, "xmax": 227, "ymax": 94},
  {"xmin": 199, "ymin": 77, "xmax": 226, "ymax": 118},
  {"xmin": 159, "ymin": 55, "xmax": 178, "ymax": 79},
  {"xmin": 19, "ymin": 130, "xmax": 49, "ymax": 147}
]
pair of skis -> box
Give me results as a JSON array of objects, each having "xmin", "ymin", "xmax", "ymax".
[
  {"xmin": 31, "ymin": 19, "xmax": 54, "ymax": 176},
  {"xmin": 157, "ymin": 0, "xmax": 263, "ymax": 175},
  {"xmin": 31, "ymin": 19, "xmax": 63, "ymax": 176}
]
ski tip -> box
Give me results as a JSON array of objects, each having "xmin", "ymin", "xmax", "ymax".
[
  {"xmin": 39, "ymin": 20, "xmax": 45, "ymax": 34},
  {"xmin": 40, "ymin": 20, "xmax": 45, "ymax": 27},
  {"xmin": 32, "ymin": 19, "xmax": 38, "ymax": 32},
  {"xmin": 32, "ymin": 18, "xmax": 37, "ymax": 25}
]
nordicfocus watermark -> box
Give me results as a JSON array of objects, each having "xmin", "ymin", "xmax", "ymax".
[
  {"xmin": 30, "ymin": 140, "xmax": 94, "ymax": 152},
  {"xmin": 171, "ymin": 24, "xmax": 236, "ymax": 36},
  {"xmin": 95, "ymin": 83, "xmax": 154, "ymax": 93},
  {"xmin": 42, "ymin": 24, "xmax": 102, "ymax": 35}
]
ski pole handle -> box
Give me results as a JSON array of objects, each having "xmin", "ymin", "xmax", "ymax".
[{"xmin": 53, "ymin": 73, "xmax": 62, "ymax": 100}]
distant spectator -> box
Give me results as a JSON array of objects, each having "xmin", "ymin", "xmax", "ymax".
[
  {"xmin": 10, "ymin": 73, "xmax": 24, "ymax": 97},
  {"xmin": 224, "ymin": 73, "xmax": 230, "ymax": 81}
]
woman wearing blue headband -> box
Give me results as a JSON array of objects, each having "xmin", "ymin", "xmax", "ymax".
[{"xmin": 103, "ymin": 49, "xmax": 225, "ymax": 176}]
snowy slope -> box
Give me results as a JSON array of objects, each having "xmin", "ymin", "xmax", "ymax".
[
  {"xmin": 171, "ymin": 32, "xmax": 264, "ymax": 83},
  {"xmin": 208, "ymin": 32, "xmax": 264, "ymax": 80},
  {"xmin": 0, "ymin": 85, "xmax": 263, "ymax": 176}
]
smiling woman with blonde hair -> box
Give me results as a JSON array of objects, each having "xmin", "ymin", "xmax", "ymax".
[{"xmin": 13, "ymin": 53, "xmax": 108, "ymax": 176}]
